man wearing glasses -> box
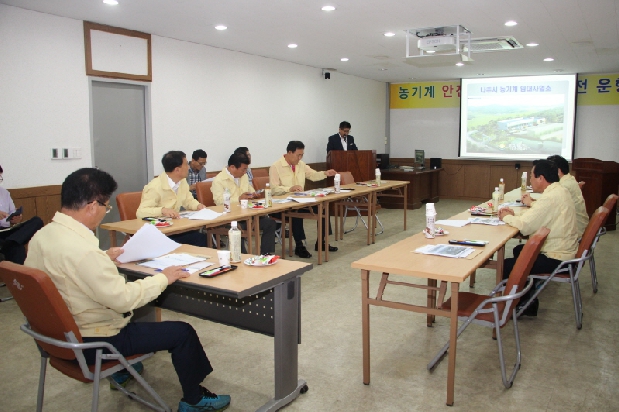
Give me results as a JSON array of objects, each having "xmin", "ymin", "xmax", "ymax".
[
  {"xmin": 0, "ymin": 165, "xmax": 44, "ymax": 264},
  {"xmin": 187, "ymin": 149, "xmax": 207, "ymax": 199}
]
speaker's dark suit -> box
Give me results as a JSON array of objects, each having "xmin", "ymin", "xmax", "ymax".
[{"xmin": 327, "ymin": 134, "xmax": 358, "ymax": 152}]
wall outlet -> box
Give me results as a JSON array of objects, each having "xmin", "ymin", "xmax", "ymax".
[{"xmin": 51, "ymin": 148, "xmax": 60, "ymax": 159}]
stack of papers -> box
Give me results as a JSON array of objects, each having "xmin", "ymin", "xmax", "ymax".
[
  {"xmin": 139, "ymin": 253, "xmax": 209, "ymax": 271},
  {"xmin": 287, "ymin": 197, "xmax": 316, "ymax": 203},
  {"xmin": 273, "ymin": 198, "xmax": 293, "ymax": 204},
  {"xmin": 415, "ymin": 244, "xmax": 476, "ymax": 258},
  {"xmin": 182, "ymin": 209, "xmax": 224, "ymax": 220},
  {"xmin": 468, "ymin": 217, "xmax": 505, "ymax": 226},
  {"xmin": 500, "ymin": 202, "xmax": 525, "ymax": 207},
  {"xmin": 117, "ymin": 224, "xmax": 180, "ymax": 263},
  {"xmin": 435, "ymin": 219, "xmax": 469, "ymax": 228}
]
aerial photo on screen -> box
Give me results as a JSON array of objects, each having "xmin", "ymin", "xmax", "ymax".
[{"xmin": 465, "ymin": 94, "xmax": 565, "ymax": 155}]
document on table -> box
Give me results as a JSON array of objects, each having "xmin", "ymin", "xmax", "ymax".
[
  {"xmin": 273, "ymin": 198, "xmax": 293, "ymax": 204},
  {"xmin": 500, "ymin": 202, "xmax": 526, "ymax": 207},
  {"xmin": 117, "ymin": 224, "xmax": 180, "ymax": 263},
  {"xmin": 468, "ymin": 217, "xmax": 505, "ymax": 226},
  {"xmin": 288, "ymin": 197, "xmax": 317, "ymax": 203},
  {"xmin": 138, "ymin": 253, "xmax": 209, "ymax": 270},
  {"xmin": 183, "ymin": 208, "xmax": 224, "ymax": 220},
  {"xmin": 435, "ymin": 219, "xmax": 469, "ymax": 228},
  {"xmin": 415, "ymin": 244, "xmax": 476, "ymax": 258}
]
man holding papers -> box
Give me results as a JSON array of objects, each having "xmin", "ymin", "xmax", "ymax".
[
  {"xmin": 269, "ymin": 140, "xmax": 338, "ymax": 258},
  {"xmin": 499, "ymin": 159, "xmax": 578, "ymax": 317},
  {"xmin": 137, "ymin": 151, "xmax": 207, "ymax": 247},
  {"xmin": 211, "ymin": 153, "xmax": 276, "ymax": 255},
  {"xmin": 25, "ymin": 168, "xmax": 231, "ymax": 412}
]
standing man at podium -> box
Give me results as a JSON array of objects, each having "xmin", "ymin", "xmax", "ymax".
[{"xmin": 327, "ymin": 121, "xmax": 358, "ymax": 152}]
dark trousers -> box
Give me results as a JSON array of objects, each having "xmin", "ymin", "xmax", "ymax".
[
  {"xmin": 503, "ymin": 243, "xmax": 562, "ymax": 304},
  {"xmin": 169, "ymin": 230, "xmax": 207, "ymax": 248},
  {"xmin": 0, "ymin": 216, "xmax": 44, "ymax": 264},
  {"xmin": 83, "ymin": 321, "xmax": 212, "ymax": 404},
  {"xmin": 239, "ymin": 217, "xmax": 276, "ymax": 255}
]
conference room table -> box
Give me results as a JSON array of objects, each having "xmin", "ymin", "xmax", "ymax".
[
  {"xmin": 118, "ymin": 244, "xmax": 312, "ymax": 412},
  {"xmin": 101, "ymin": 180, "xmax": 409, "ymax": 265},
  {"xmin": 351, "ymin": 191, "xmax": 535, "ymax": 406}
]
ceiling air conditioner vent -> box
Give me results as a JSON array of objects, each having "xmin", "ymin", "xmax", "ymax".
[{"xmin": 465, "ymin": 37, "xmax": 523, "ymax": 52}]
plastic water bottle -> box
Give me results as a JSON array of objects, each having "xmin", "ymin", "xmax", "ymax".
[
  {"xmin": 425, "ymin": 203, "xmax": 436, "ymax": 238},
  {"xmin": 264, "ymin": 183, "xmax": 272, "ymax": 208},
  {"xmin": 498, "ymin": 178, "xmax": 505, "ymax": 202},
  {"xmin": 334, "ymin": 173, "xmax": 341, "ymax": 193},
  {"xmin": 492, "ymin": 187, "xmax": 500, "ymax": 214},
  {"xmin": 375, "ymin": 168, "xmax": 381, "ymax": 186},
  {"xmin": 521, "ymin": 172, "xmax": 527, "ymax": 192},
  {"xmin": 223, "ymin": 188, "xmax": 231, "ymax": 213},
  {"xmin": 228, "ymin": 221, "xmax": 242, "ymax": 262}
]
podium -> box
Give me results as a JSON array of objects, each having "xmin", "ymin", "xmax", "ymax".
[
  {"xmin": 572, "ymin": 158, "xmax": 619, "ymax": 231},
  {"xmin": 327, "ymin": 150, "xmax": 376, "ymax": 183}
]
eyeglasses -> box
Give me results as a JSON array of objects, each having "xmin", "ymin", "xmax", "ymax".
[
  {"xmin": 198, "ymin": 161, "xmax": 207, "ymax": 166},
  {"xmin": 95, "ymin": 200, "xmax": 113, "ymax": 214}
]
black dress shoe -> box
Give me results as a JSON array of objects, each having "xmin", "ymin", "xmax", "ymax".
[
  {"xmin": 518, "ymin": 298, "xmax": 539, "ymax": 317},
  {"xmin": 314, "ymin": 242, "xmax": 338, "ymax": 252},
  {"xmin": 295, "ymin": 246, "xmax": 312, "ymax": 258}
]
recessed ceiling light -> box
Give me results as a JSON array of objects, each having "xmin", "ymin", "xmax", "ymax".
[
  {"xmin": 340, "ymin": 58, "xmax": 349, "ymax": 62},
  {"xmin": 214, "ymin": 25, "xmax": 227, "ymax": 31},
  {"xmin": 384, "ymin": 32, "xmax": 396, "ymax": 37},
  {"xmin": 103, "ymin": 0, "xmax": 118, "ymax": 5},
  {"xmin": 288, "ymin": 44, "xmax": 298, "ymax": 49},
  {"xmin": 526, "ymin": 42, "xmax": 539, "ymax": 47},
  {"xmin": 455, "ymin": 62, "xmax": 464, "ymax": 66},
  {"xmin": 544, "ymin": 57, "xmax": 554, "ymax": 62},
  {"xmin": 321, "ymin": 6, "xmax": 335, "ymax": 11},
  {"xmin": 379, "ymin": 68, "xmax": 388, "ymax": 71},
  {"xmin": 554, "ymin": 69, "xmax": 564, "ymax": 72},
  {"xmin": 426, "ymin": 50, "xmax": 436, "ymax": 54},
  {"xmin": 505, "ymin": 20, "xmax": 517, "ymax": 27},
  {"xmin": 410, "ymin": 77, "xmax": 415, "ymax": 80},
  {"xmin": 478, "ymin": 73, "xmax": 485, "ymax": 76}
]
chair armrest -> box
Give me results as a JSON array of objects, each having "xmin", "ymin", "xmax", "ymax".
[{"xmin": 484, "ymin": 280, "xmax": 535, "ymax": 305}]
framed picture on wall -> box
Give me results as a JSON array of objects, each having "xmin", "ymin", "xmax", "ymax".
[{"xmin": 415, "ymin": 149, "xmax": 425, "ymax": 166}]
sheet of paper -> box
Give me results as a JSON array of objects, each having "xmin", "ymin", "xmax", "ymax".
[
  {"xmin": 273, "ymin": 198, "xmax": 293, "ymax": 204},
  {"xmin": 435, "ymin": 219, "xmax": 469, "ymax": 228},
  {"xmin": 117, "ymin": 223, "xmax": 180, "ymax": 263},
  {"xmin": 415, "ymin": 244, "xmax": 475, "ymax": 258},
  {"xmin": 468, "ymin": 217, "xmax": 505, "ymax": 226},
  {"xmin": 138, "ymin": 253, "xmax": 207, "ymax": 270},
  {"xmin": 500, "ymin": 202, "xmax": 526, "ymax": 207},
  {"xmin": 184, "ymin": 208, "xmax": 224, "ymax": 220},
  {"xmin": 339, "ymin": 189, "xmax": 354, "ymax": 193},
  {"xmin": 288, "ymin": 197, "xmax": 317, "ymax": 203},
  {"xmin": 184, "ymin": 261, "xmax": 214, "ymax": 274}
]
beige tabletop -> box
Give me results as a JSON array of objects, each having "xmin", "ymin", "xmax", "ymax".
[{"xmin": 118, "ymin": 244, "xmax": 311, "ymax": 298}]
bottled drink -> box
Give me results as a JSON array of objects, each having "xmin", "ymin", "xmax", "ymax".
[
  {"xmin": 498, "ymin": 178, "xmax": 505, "ymax": 202},
  {"xmin": 425, "ymin": 203, "xmax": 436, "ymax": 238},
  {"xmin": 375, "ymin": 168, "xmax": 381, "ymax": 186},
  {"xmin": 228, "ymin": 221, "xmax": 242, "ymax": 262},
  {"xmin": 264, "ymin": 183, "xmax": 272, "ymax": 208},
  {"xmin": 334, "ymin": 173, "xmax": 341, "ymax": 193},
  {"xmin": 492, "ymin": 187, "xmax": 500, "ymax": 214},
  {"xmin": 223, "ymin": 188, "xmax": 231, "ymax": 213},
  {"xmin": 521, "ymin": 172, "xmax": 528, "ymax": 192}
]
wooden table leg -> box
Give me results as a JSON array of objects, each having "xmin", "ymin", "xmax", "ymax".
[
  {"xmin": 334, "ymin": 201, "xmax": 339, "ymax": 243},
  {"xmin": 247, "ymin": 218, "xmax": 253, "ymax": 255},
  {"xmin": 403, "ymin": 185, "xmax": 408, "ymax": 231},
  {"xmin": 254, "ymin": 216, "xmax": 261, "ymax": 255},
  {"xmin": 427, "ymin": 278, "xmax": 437, "ymax": 326},
  {"xmin": 446, "ymin": 282, "xmax": 459, "ymax": 406},
  {"xmin": 366, "ymin": 192, "xmax": 373, "ymax": 245},
  {"xmin": 109, "ymin": 230, "xmax": 118, "ymax": 247},
  {"xmin": 317, "ymin": 204, "xmax": 323, "ymax": 265},
  {"xmin": 324, "ymin": 202, "xmax": 329, "ymax": 262},
  {"xmin": 361, "ymin": 270, "xmax": 371, "ymax": 385},
  {"xmin": 496, "ymin": 245, "xmax": 505, "ymax": 284}
]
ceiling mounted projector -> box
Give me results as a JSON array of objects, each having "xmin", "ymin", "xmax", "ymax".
[{"xmin": 418, "ymin": 36, "xmax": 457, "ymax": 52}]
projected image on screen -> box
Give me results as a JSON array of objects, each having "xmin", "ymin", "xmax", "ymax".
[{"xmin": 459, "ymin": 75, "xmax": 576, "ymax": 160}]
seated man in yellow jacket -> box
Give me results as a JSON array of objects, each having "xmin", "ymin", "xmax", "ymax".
[
  {"xmin": 137, "ymin": 151, "xmax": 207, "ymax": 247},
  {"xmin": 499, "ymin": 159, "xmax": 579, "ymax": 317},
  {"xmin": 211, "ymin": 153, "xmax": 276, "ymax": 255},
  {"xmin": 269, "ymin": 140, "xmax": 338, "ymax": 258}
]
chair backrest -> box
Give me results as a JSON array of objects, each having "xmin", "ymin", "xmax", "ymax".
[
  {"xmin": 503, "ymin": 227, "xmax": 549, "ymax": 310},
  {"xmin": 252, "ymin": 176, "xmax": 270, "ymax": 191},
  {"xmin": 196, "ymin": 181, "xmax": 215, "ymax": 207},
  {"xmin": 0, "ymin": 261, "xmax": 82, "ymax": 360},
  {"xmin": 602, "ymin": 194, "xmax": 617, "ymax": 221},
  {"xmin": 340, "ymin": 171, "xmax": 355, "ymax": 185},
  {"xmin": 576, "ymin": 206, "xmax": 609, "ymax": 258},
  {"xmin": 251, "ymin": 168, "xmax": 269, "ymax": 178},
  {"xmin": 116, "ymin": 192, "xmax": 142, "ymax": 221},
  {"xmin": 578, "ymin": 181, "xmax": 585, "ymax": 189},
  {"xmin": 206, "ymin": 171, "xmax": 218, "ymax": 179}
]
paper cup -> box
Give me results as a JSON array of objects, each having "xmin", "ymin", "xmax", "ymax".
[
  {"xmin": 217, "ymin": 250, "xmax": 231, "ymax": 266},
  {"xmin": 240, "ymin": 199, "xmax": 248, "ymax": 209}
]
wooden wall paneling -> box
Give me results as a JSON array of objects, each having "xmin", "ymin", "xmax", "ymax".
[
  {"xmin": 36, "ymin": 195, "xmax": 61, "ymax": 224},
  {"xmin": 463, "ymin": 165, "xmax": 491, "ymax": 199},
  {"xmin": 438, "ymin": 163, "xmax": 465, "ymax": 198}
]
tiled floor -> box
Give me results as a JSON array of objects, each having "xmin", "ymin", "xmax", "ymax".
[{"xmin": 1, "ymin": 199, "xmax": 617, "ymax": 411}]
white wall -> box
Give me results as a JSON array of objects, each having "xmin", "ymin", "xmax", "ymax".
[
  {"xmin": 390, "ymin": 91, "xmax": 619, "ymax": 163},
  {"xmin": 0, "ymin": 4, "xmax": 387, "ymax": 189}
]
